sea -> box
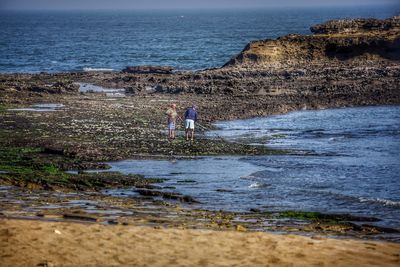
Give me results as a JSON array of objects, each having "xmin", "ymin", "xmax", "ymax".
[{"xmin": 0, "ymin": 5, "xmax": 399, "ymax": 73}]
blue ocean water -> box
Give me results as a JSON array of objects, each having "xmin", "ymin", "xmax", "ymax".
[
  {"xmin": 0, "ymin": 6, "xmax": 399, "ymax": 73},
  {"xmin": 107, "ymin": 106, "xmax": 400, "ymax": 229}
]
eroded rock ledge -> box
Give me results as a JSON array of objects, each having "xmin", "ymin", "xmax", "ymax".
[
  {"xmin": 224, "ymin": 16, "xmax": 400, "ymax": 68},
  {"xmin": 310, "ymin": 16, "xmax": 400, "ymax": 34}
]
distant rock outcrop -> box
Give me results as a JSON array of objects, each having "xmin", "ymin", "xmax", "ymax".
[
  {"xmin": 122, "ymin": 65, "xmax": 173, "ymax": 74},
  {"xmin": 310, "ymin": 16, "xmax": 400, "ymax": 34},
  {"xmin": 224, "ymin": 16, "xmax": 400, "ymax": 68}
]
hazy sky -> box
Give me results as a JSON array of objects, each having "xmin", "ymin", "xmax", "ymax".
[{"xmin": 1, "ymin": 0, "xmax": 399, "ymax": 10}]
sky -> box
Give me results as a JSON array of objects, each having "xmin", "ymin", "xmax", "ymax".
[{"xmin": 0, "ymin": 0, "xmax": 399, "ymax": 10}]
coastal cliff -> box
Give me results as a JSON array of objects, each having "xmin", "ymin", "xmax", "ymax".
[{"xmin": 224, "ymin": 16, "xmax": 400, "ymax": 68}]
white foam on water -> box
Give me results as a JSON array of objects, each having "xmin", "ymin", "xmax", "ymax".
[
  {"xmin": 248, "ymin": 182, "xmax": 269, "ymax": 189},
  {"xmin": 359, "ymin": 197, "xmax": 400, "ymax": 207}
]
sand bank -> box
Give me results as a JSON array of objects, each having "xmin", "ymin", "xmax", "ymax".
[{"xmin": 1, "ymin": 218, "xmax": 399, "ymax": 267}]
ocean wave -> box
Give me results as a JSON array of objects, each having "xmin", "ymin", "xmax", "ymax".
[
  {"xmin": 298, "ymin": 189, "xmax": 400, "ymax": 209},
  {"xmin": 359, "ymin": 197, "xmax": 400, "ymax": 207},
  {"xmin": 83, "ymin": 67, "xmax": 114, "ymax": 72}
]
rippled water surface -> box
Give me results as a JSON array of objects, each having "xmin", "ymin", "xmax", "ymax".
[
  {"xmin": 108, "ymin": 106, "xmax": 400, "ymax": 227},
  {"xmin": 1, "ymin": 6, "xmax": 398, "ymax": 72}
]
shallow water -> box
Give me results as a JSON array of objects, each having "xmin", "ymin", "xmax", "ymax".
[
  {"xmin": 77, "ymin": 82, "xmax": 125, "ymax": 94},
  {"xmin": 107, "ymin": 106, "xmax": 400, "ymax": 228},
  {"xmin": 8, "ymin": 103, "xmax": 64, "ymax": 112},
  {"xmin": 104, "ymin": 156, "xmax": 265, "ymax": 202},
  {"xmin": 77, "ymin": 82, "xmax": 127, "ymax": 98}
]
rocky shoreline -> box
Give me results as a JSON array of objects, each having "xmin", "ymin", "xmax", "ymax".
[{"xmin": 0, "ymin": 16, "xmax": 399, "ymax": 240}]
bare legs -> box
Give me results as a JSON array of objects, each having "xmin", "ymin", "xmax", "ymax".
[
  {"xmin": 185, "ymin": 129, "xmax": 194, "ymax": 141},
  {"xmin": 168, "ymin": 129, "xmax": 175, "ymax": 140}
]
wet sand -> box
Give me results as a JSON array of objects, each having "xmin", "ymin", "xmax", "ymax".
[{"xmin": 1, "ymin": 218, "xmax": 399, "ymax": 267}]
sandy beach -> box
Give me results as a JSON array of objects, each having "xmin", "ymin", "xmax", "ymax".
[{"xmin": 1, "ymin": 218, "xmax": 399, "ymax": 267}]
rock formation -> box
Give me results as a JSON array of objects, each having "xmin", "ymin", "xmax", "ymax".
[
  {"xmin": 122, "ymin": 65, "xmax": 174, "ymax": 74},
  {"xmin": 310, "ymin": 16, "xmax": 400, "ymax": 34},
  {"xmin": 224, "ymin": 16, "xmax": 400, "ymax": 68}
]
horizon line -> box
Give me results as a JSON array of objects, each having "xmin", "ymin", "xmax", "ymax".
[{"xmin": 1, "ymin": 3, "xmax": 399, "ymax": 12}]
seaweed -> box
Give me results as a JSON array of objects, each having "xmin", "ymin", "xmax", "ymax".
[
  {"xmin": 277, "ymin": 210, "xmax": 380, "ymax": 223},
  {"xmin": 0, "ymin": 146, "xmax": 163, "ymax": 191}
]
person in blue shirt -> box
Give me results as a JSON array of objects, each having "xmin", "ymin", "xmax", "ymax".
[{"xmin": 184, "ymin": 104, "xmax": 198, "ymax": 141}]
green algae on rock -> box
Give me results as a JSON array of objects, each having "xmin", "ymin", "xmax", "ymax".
[
  {"xmin": 0, "ymin": 147, "xmax": 163, "ymax": 191},
  {"xmin": 276, "ymin": 210, "xmax": 380, "ymax": 223}
]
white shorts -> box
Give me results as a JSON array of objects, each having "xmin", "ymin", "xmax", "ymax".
[
  {"xmin": 168, "ymin": 121, "xmax": 175, "ymax": 130},
  {"xmin": 185, "ymin": 119, "xmax": 195, "ymax": 130}
]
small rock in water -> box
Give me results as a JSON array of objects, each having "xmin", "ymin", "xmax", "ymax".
[
  {"xmin": 250, "ymin": 208, "xmax": 261, "ymax": 212},
  {"xmin": 177, "ymin": 179, "xmax": 196, "ymax": 183},
  {"xmin": 216, "ymin": 188, "xmax": 233, "ymax": 192},
  {"xmin": 240, "ymin": 175, "xmax": 256, "ymax": 179}
]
